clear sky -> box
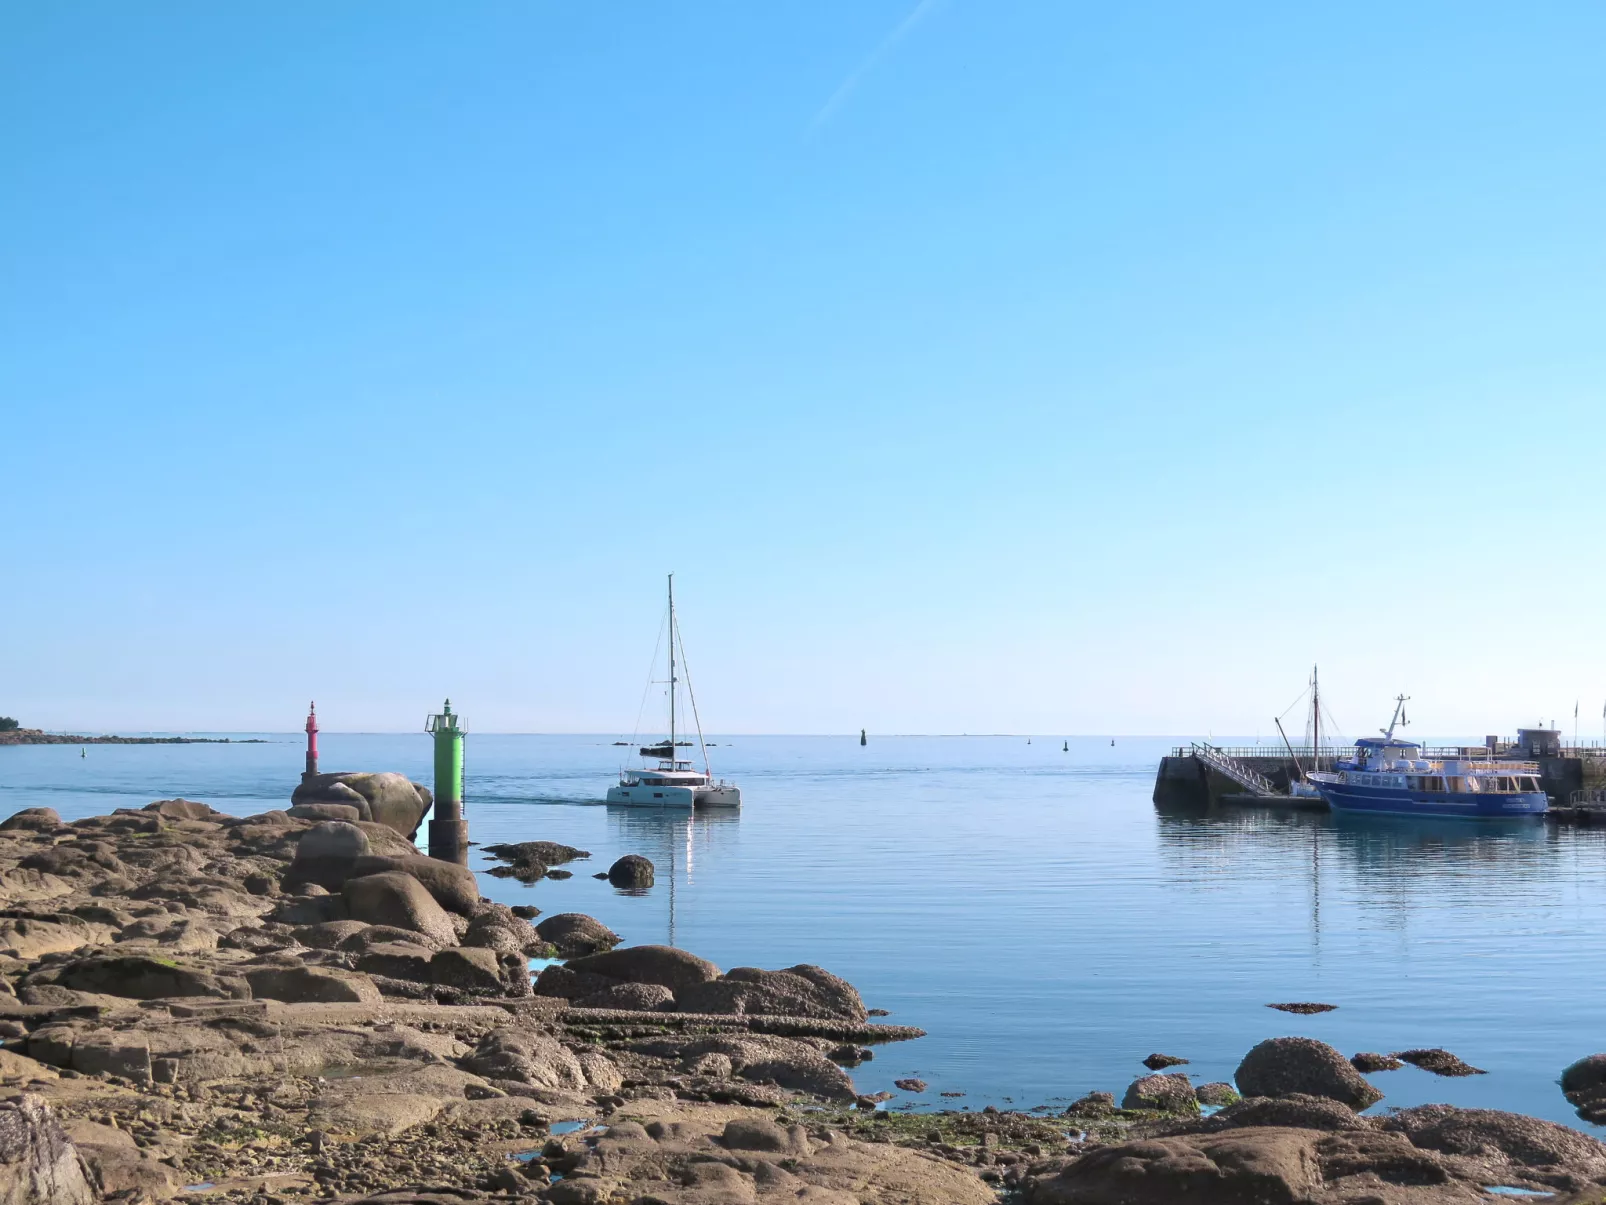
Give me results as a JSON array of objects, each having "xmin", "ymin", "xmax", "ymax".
[{"xmin": 4, "ymin": 2, "xmax": 1605, "ymax": 738}]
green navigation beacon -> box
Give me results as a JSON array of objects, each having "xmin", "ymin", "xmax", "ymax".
[{"xmin": 426, "ymin": 698, "xmax": 468, "ymax": 866}]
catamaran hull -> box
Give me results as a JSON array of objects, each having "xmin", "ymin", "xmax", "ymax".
[
  {"xmin": 606, "ymin": 785, "xmax": 695, "ymax": 809},
  {"xmin": 1316, "ymin": 783, "xmax": 1547, "ymax": 818},
  {"xmin": 694, "ymin": 785, "xmax": 741, "ymax": 808}
]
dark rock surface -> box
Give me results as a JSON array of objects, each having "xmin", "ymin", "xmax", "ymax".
[
  {"xmin": 1267, "ymin": 1001, "xmax": 1338, "ymax": 1014},
  {"xmin": 484, "ymin": 841, "xmax": 590, "ymax": 866},
  {"xmin": 606, "ymin": 853, "xmax": 655, "ymax": 888},
  {"xmin": 566, "ymin": 943, "xmax": 720, "ymax": 993},
  {"xmin": 573, "ymin": 981, "xmax": 675, "ymax": 1011},
  {"xmin": 1215, "ymin": 1092, "xmax": 1372, "ymax": 1131},
  {"xmin": 676, "ymin": 963, "xmax": 869, "ymax": 1021},
  {"xmin": 1235, "ymin": 1036, "xmax": 1384, "ymax": 1110},
  {"xmin": 1393, "ymin": 1047, "xmax": 1488, "ymax": 1077},
  {"xmin": 1120, "ymin": 1072, "xmax": 1198, "ymax": 1113},
  {"xmin": 1352, "ymin": 1051, "xmax": 1405, "ymax": 1072},
  {"xmin": 1142, "ymin": 1052, "xmax": 1189, "ymax": 1070},
  {"xmin": 1193, "ymin": 1081, "xmax": 1241, "ymax": 1107},
  {"xmin": 535, "ymin": 912, "xmax": 620, "ymax": 957},
  {"xmin": 0, "ymin": 1093, "xmax": 95, "ymax": 1205}
]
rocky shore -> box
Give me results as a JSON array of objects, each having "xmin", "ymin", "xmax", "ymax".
[{"xmin": 3, "ymin": 793, "xmax": 1606, "ymax": 1204}]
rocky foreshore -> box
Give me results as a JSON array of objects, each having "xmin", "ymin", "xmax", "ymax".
[{"xmin": 4, "ymin": 794, "xmax": 1606, "ymax": 1205}]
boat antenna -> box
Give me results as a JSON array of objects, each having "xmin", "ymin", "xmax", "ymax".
[{"xmin": 1382, "ymin": 694, "xmax": 1409, "ymax": 740}]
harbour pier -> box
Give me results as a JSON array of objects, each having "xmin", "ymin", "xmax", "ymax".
[{"xmin": 1154, "ymin": 730, "xmax": 1606, "ymax": 811}]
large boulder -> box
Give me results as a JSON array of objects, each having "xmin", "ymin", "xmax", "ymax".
[
  {"xmin": 0, "ymin": 808, "xmax": 61, "ymax": 833},
  {"xmin": 55, "ymin": 954, "xmax": 246, "ymax": 1000},
  {"xmin": 649, "ymin": 1034, "xmax": 855, "ymax": 1100},
  {"xmin": 286, "ymin": 803, "xmax": 361, "ymax": 823},
  {"xmin": 61, "ymin": 1117, "xmax": 179, "ymax": 1199},
  {"xmin": 244, "ymin": 965, "xmax": 381, "ymax": 1004},
  {"xmin": 141, "ymin": 798, "xmax": 219, "ymax": 822},
  {"xmin": 1562, "ymin": 1053, "xmax": 1606, "ymax": 1099},
  {"xmin": 1379, "ymin": 1104, "xmax": 1606, "ymax": 1183},
  {"xmin": 536, "ymin": 913, "xmax": 620, "ymax": 957},
  {"xmin": 292, "ymin": 772, "xmax": 432, "ymax": 839},
  {"xmin": 343, "ymin": 872, "xmax": 458, "ymax": 948},
  {"xmin": 349, "ymin": 854, "xmax": 479, "ymax": 915},
  {"xmin": 462, "ymin": 1030, "xmax": 586, "ymax": 1089},
  {"xmin": 1024, "ymin": 1127, "xmax": 1323, "ymax": 1205},
  {"xmin": 1216, "ymin": 1093, "xmax": 1372, "ymax": 1132},
  {"xmin": 1235, "ymin": 1036, "xmax": 1383, "ymax": 1111},
  {"xmin": 676, "ymin": 964, "xmax": 867, "ymax": 1021},
  {"xmin": 574, "ymin": 982, "xmax": 675, "ymax": 1011},
  {"xmin": 0, "ymin": 1093, "xmax": 95, "ymax": 1205},
  {"xmin": 430, "ymin": 947, "xmax": 503, "ymax": 993},
  {"xmin": 566, "ymin": 944, "xmax": 719, "ymax": 994},
  {"xmin": 607, "ymin": 854, "xmax": 655, "ymax": 888},
  {"xmin": 1121, "ymin": 1073, "xmax": 1198, "ymax": 1113},
  {"xmin": 463, "ymin": 902, "xmax": 549, "ymax": 955},
  {"xmin": 533, "ymin": 965, "xmax": 617, "ymax": 1001},
  {"xmin": 355, "ymin": 941, "xmax": 435, "ymax": 981},
  {"xmin": 1562, "ymin": 1053, "xmax": 1606, "ymax": 1119},
  {"xmin": 284, "ymin": 821, "xmax": 372, "ymax": 891}
]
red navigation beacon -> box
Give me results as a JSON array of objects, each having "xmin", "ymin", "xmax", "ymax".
[{"xmin": 303, "ymin": 702, "xmax": 319, "ymax": 782}]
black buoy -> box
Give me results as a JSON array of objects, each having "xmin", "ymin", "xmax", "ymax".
[
  {"xmin": 1110, "ymin": 739, "xmax": 1115, "ymax": 746},
  {"xmin": 1063, "ymin": 740, "xmax": 1068, "ymax": 752},
  {"xmin": 860, "ymin": 729, "xmax": 867, "ymax": 746}
]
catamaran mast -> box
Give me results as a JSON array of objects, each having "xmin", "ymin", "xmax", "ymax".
[{"xmin": 667, "ymin": 574, "xmax": 676, "ymax": 762}]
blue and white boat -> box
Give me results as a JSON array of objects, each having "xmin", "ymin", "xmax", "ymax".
[{"xmin": 1308, "ymin": 696, "xmax": 1548, "ymax": 818}]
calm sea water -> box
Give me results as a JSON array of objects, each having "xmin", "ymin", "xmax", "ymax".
[{"xmin": 3, "ymin": 733, "xmax": 1603, "ymax": 1129}]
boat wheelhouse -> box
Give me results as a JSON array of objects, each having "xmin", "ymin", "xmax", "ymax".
[{"xmin": 1308, "ymin": 696, "xmax": 1547, "ymax": 818}]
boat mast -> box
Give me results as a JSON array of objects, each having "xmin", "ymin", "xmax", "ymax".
[
  {"xmin": 1311, "ymin": 665, "xmax": 1320, "ymax": 773},
  {"xmin": 667, "ymin": 574, "xmax": 676, "ymax": 763}
]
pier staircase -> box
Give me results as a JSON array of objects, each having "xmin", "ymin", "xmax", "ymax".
[{"xmin": 1192, "ymin": 742, "xmax": 1281, "ymax": 798}]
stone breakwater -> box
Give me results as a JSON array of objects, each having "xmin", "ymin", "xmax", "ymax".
[{"xmin": 2, "ymin": 798, "xmax": 1606, "ymax": 1203}]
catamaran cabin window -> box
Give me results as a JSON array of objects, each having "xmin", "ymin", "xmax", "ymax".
[
  {"xmin": 1426, "ymin": 777, "xmax": 1445, "ymax": 792},
  {"xmin": 1521, "ymin": 776, "xmax": 1540, "ymax": 791}
]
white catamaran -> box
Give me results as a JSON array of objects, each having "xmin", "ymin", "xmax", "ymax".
[{"xmin": 607, "ymin": 575, "xmax": 742, "ymax": 810}]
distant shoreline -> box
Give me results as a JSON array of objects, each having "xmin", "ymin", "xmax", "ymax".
[{"xmin": 0, "ymin": 728, "xmax": 263, "ymax": 746}]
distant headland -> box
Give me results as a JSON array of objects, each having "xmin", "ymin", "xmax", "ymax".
[{"xmin": 0, "ymin": 721, "xmax": 261, "ymax": 746}]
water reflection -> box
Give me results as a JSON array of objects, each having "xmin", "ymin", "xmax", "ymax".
[
  {"xmin": 602, "ymin": 806, "xmax": 740, "ymax": 947},
  {"xmin": 1154, "ymin": 804, "xmax": 1606, "ymax": 947}
]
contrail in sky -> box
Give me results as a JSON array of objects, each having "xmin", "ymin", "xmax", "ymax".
[{"xmin": 808, "ymin": 0, "xmax": 945, "ymax": 136}]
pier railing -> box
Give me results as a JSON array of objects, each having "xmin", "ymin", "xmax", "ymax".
[
  {"xmin": 1173, "ymin": 745, "xmax": 1606, "ymax": 762},
  {"xmin": 1191, "ymin": 742, "xmax": 1281, "ymax": 797},
  {"xmin": 1172, "ymin": 746, "xmax": 1355, "ymax": 762}
]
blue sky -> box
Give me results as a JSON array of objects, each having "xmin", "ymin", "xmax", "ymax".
[{"xmin": 3, "ymin": 2, "xmax": 1604, "ymax": 737}]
